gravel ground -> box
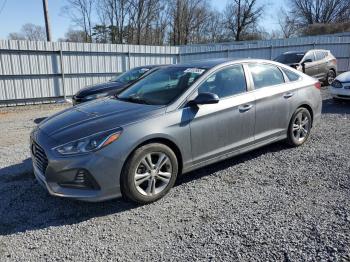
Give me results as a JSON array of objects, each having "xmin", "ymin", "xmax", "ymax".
[{"xmin": 0, "ymin": 89, "xmax": 349, "ymax": 261}]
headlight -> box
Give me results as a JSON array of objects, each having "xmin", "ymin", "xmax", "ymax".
[
  {"xmin": 331, "ymin": 80, "xmax": 343, "ymax": 88},
  {"xmin": 85, "ymin": 92, "xmax": 109, "ymax": 100},
  {"xmin": 53, "ymin": 128, "xmax": 122, "ymax": 156}
]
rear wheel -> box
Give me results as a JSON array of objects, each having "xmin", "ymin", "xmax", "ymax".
[
  {"xmin": 324, "ymin": 70, "xmax": 336, "ymax": 86},
  {"xmin": 121, "ymin": 143, "xmax": 178, "ymax": 204},
  {"xmin": 286, "ymin": 108, "xmax": 312, "ymax": 147}
]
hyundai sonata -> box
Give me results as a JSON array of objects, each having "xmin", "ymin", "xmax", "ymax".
[{"xmin": 30, "ymin": 59, "xmax": 322, "ymax": 203}]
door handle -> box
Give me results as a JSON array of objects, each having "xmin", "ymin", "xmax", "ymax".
[
  {"xmin": 283, "ymin": 92, "xmax": 294, "ymax": 99},
  {"xmin": 239, "ymin": 104, "xmax": 253, "ymax": 112}
]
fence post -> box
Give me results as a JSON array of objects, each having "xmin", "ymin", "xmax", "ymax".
[
  {"xmin": 226, "ymin": 49, "xmax": 229, "ymax": 58},
  {"xmin": 59, "ymin": 50, "xmax": 66, "ymax": 100},
  {"xmin": 270, "ymin": 45, "xmax": 273, "ymax": 59},
  {"xmin": 178, "ymin": 53, "xmax": 181, "ymax": 64},
  {"xmin": 348, "ymin": 43, "xmax": 350, "ymax": 71},
  {"xmin": 128, "ymin": 51, "xmax": 131, "ymax": 70}
]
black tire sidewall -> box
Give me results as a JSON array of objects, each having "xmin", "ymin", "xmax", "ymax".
[
  {"xmin": 121, "ymin": 143, "xmax": 178, "ymax": 204},
  {"xmin": 287, "ymin": 108, "xmax": 312, "ymax": 147},
  {"xmin": 325, "ymin": 70, "xmax": 335, "ymax": 86}
]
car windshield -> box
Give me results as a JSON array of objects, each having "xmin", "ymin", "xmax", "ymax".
[
  {"xmin": 274, "ymin": 53, "xmax": 305, "ymax": 64},
  {"xmin": 117, "ymin": 66, "xmax": 207, "ymax": 105},
  {"xmin": 110, "ymin": 67, "xmax": 151, "ymax": 84}
]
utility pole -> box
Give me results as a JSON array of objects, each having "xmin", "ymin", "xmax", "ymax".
[{"xmin": 42, "ymin": 0, "xmax": 52, "ymax": 41}]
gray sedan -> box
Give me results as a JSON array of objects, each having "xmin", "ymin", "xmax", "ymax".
[{"xmin": 30, "ymin": 59, "xmax": 322, "ymax": 203}]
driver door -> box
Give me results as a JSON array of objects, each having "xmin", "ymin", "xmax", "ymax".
[{"xmin": 188, "ymin": 64, "xmax": 256, "ymax": 164}]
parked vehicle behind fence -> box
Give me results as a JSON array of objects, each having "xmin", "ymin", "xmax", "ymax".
[
  {"xmin": 72, "ymin": 65, "xmax": 165, "ymax": 105},
  {"xmin": 274, "ymin": 49, "xmax": 337, "ymax": 85},
  {"xmin": 30, "ymin": 58, "xmax": 322, "ymax": 204}
]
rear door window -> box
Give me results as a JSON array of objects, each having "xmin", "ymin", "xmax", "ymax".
[
  {"xmin": 248, "ymin": 63, "xmax": 285, "ymax": 89},
  {"xmin": 315, "ymin": 51, "xmax": 325, "ymax": 61}
]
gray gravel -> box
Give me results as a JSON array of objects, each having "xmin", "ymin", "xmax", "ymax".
[{"xmin": 0, "ymin": 90, "xmax": 350, "ymax": 261}]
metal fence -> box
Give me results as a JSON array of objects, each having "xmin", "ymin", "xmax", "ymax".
[
  {"xmin": 0, "ymin": 41, "xmax": 179, "ymax": 106},
  {"xmin": 1, "ymin": 34, "xmax": 350, "ymax": 106}
]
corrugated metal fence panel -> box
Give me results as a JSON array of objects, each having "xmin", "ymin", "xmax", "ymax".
[
  {"xmin": 0, "ymin": 40, "xmax": 179, "ymax": 103},
  {"xmin": 0, "ymin": 35, "xmax": 350, "ymax": 105},
  {"xmin": 179, "ymin": 35, "xmax": 350, "ymax": 72}
]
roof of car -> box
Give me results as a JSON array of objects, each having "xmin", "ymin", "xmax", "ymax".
[
  {"xmin": 173, "ymin": 58, "xmax": 241, "ymax": 69},
  {"xmin": 282, "ymin": 49, "xmax": 329, "ymax": 55},
  {"xmin": 282, "ymin": 51, "xmax": 306, "ymax": 54},
  {"xmin": 133, "ymin": 65, "xmax": 168, "ymax": 69}
]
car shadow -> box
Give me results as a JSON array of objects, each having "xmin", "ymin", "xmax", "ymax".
[
  {"xmin": 0, "ymin": 141, "xmax": 291, "ymax": 236},
  {"xmin": 0, "ymin": 158, "xmax": 33, "ymax": 177},
  {"xmin": 322, "ymin": 98, "xmax": 350, "ymax": 114},
  {"xmin": 2, "ymin": 95, "xmax": 344, "ymax": 236}
]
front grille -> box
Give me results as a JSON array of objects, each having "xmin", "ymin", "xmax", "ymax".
[{"xmin": 31, "ymin": 141, "xmax": 48, "ymax": 174}]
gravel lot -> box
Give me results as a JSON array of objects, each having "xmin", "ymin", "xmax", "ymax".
[{"xmin": 0, "ymin": 89, "xmax": 349, "ymax": 261}]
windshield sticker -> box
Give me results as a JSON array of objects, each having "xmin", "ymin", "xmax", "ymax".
[
  {"xmin": 140, "ymin": 68, "xmax": 150, "ymax": 72},
  {"xmin": 184, "ymin": 68, "xmax": 205, "ymax": 74}
]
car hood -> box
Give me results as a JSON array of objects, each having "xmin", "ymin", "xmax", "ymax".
[
  {"xmin": 336, "ymin": 71, "xmax": 350, "ymax": 82},
  {"xmin": 75, "ymin": 81, "xmax": 125, "ymax": 98},
  {"xmin": 38, "ymin": 98, "xmax": 166, "ymax": 143}
]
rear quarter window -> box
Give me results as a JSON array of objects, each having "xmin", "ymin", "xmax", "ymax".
[{"xmin": 281, "ymin": 68, "xmax": 301, "ymax": 82}]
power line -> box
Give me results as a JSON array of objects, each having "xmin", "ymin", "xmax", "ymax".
[{"xmin": 0, "ymin": 0, "xmax": 7, "ymax": 16}]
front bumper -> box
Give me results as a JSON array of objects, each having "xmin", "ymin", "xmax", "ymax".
[
  {"xmin": 31, "ymin": 129, "xmax": 124, "ymax": 202},
  {"xmin": 329, "ymin": 86, "xmax": 350, "ymax": 100}
]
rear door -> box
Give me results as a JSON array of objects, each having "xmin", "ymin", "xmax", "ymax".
[
  {"xmin": 247, "ymin": 63, "xmax": 292, "ymax": 142},
  {"xmin": 315, "ymin": 50, "xmax": 327, "ymax": 79},
  {"xmin": 188, "ymin": 64, "xmax": 255, "ymax": 164},
  {"xmin": 302, "ymin": 51, "xmax": 318, "ymax": 78}
]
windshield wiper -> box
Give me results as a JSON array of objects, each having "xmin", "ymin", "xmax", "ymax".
[{"xmin": 116, "ymin": 94, "xmax": 150, "ymax": 105}]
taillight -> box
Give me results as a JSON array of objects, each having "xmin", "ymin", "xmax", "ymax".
[
  {"xmin": 330, "ymin": 59, "xmax": 337, "ymax": 65},
  {"xmin": 314, "ymin": 82, "xmax": 321, "ymax": 90}
]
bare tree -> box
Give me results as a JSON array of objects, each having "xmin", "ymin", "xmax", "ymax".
[
  {"xmin": 62, "ymin": 0, "xmax": 95, "ymax": 42},
  {"xmin": 168, "ymin": 0, "xmax": 211, "ymax": 45},
  {"xmin": 224, "ymin": 0, "xmax": 264, "ymax": 41},
  {"xmin": 58, "ymin": 29, "xmax": 88, "ymax": 42},
  {"xmin": 98, "ymin": 0, "xmax": 132, "ymax": 44},
  {"xmin": 278, "ymin": 8, "xmax": 299, "ymax": 38},
  {"xmin": 288, "ymin": 0, "xmax": 350, "ymax": 26},
  {"xmin": 128, "ymin": 0, "xmax": 163, "ymax": 45},
  {"xmin": 8, "ymin": 23, "xmax": 46, "ymax": 41},
  {"xmin": 302, "ymin": 22, "xmax": 350, "ymax": 36}
]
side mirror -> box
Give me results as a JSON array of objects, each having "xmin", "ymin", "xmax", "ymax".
[{"xmin": 190, "ymin": 92, "xmax": 219, "ymax": 106}]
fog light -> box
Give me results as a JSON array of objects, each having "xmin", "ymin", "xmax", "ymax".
[
  {"xmin": 75, "ymin": 170, "xmax": 87, "ymax": 184},
  {"xmin": 59, "ymin": 169, "xmax": 100, "ymax": 190}
]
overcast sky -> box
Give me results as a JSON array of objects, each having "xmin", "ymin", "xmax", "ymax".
[{"xmin": 0, "ymin": 0, "xmax": 283, "ymax": 41}]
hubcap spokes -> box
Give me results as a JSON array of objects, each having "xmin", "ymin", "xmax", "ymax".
[
  {"xmin": 134, "ymin": 152, "xmax": 172, "ymax": 196},
  {"xmin": 293, "ymin": 112, "xmax": 310, "ymax": 142},
  {"xmin": 328, "ymin": 72, "xmax": 335, "ymax": 84}
]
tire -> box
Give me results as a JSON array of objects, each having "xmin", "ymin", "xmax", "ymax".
[
  {"xmin": 286, "ymin": 108, "xmax": 312, "ymax": 147},
  {"xmin": 324, "ymin": 70, "xmax": 336, "ymax": 86},
  {"xmin": 120, "ymin": 143, "xmax": 178, "ymax": 204}
]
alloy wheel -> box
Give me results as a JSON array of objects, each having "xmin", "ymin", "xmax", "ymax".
[
  {"xmin": 134, "ymin": 152, "xmax": 172, "ymax": 196},
  {"xmin": 292, "ymin": 112, "xmax": 310, "ymax": 142},
  {"xmin": 328, "ymin": 71, "xmax": 335, "ymax": 85}
]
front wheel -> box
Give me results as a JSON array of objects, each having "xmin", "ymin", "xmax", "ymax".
[
  {"xmin": 286, "ymin": 108, "xmax": 312, "ymax": 147},
  {"xmin": 121, "ymin": 143, "xmax": 178, "ymax": 204}
]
